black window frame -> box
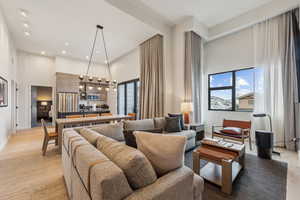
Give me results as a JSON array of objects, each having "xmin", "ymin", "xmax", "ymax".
[
  {"xmin": 208, "ymin": 67, "xmax": 254, "ymax": 112},
  {"xmin": 117, "ymin": 78, "xmax": 139, "ymax": 115}
]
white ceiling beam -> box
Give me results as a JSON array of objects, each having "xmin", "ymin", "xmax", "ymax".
[{"xmin": 105, "ymin": 0, "xmax": 173, "ymax": 34}]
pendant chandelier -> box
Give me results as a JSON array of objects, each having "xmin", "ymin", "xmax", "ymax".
[{"xmin": 79, "ymin": 25, "xmax": 117, "ymax": 94}]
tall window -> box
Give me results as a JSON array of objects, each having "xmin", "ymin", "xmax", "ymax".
[
  {"xmin": 208, "ymin": 68, "xmax": 255, "ymax": 111},
  {"xmin": 117, "ymin": 79, "xmax": 139, "ymax": 115}
]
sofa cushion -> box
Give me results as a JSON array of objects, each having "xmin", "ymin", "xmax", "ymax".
[
  {"xmin": 166, "ymin": 130, "xmax": 196, "ymax": 140},
  {"xmin": 97, "ymin": 136, "xmax": 157, "ymax": 189},
  {"xmin": 193, "ymin": 174, "xmax": 204, "ymax": 200},
  {"xmin": 134, "ymin": 131, "xmax": 186, "ymax": 177},
  {"xmin": 123, "ymin": 119, "xmax": 155, "ymax": 130},
  {"xmin": 63, "ymin": 129, "xmax": 82, "ymax": 153},
  {"xmin": 73, "ymin": 144, "xmax": 133, "ymax": 200},
  {"xmin": 78, "ymin": 128, "xmax": 102, "ymax": 146},
  {"xmin": 91, "ymin": 122, "xmax": 124, "ymax": 141},
  {"xmin": 154, "ymin": 117, "xmax": 166, "ymax": 130},
  {"xmin": 165, "ymin": 117, "xmax": 182, "ymax": 133}
]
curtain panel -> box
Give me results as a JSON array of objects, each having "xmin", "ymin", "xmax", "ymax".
[
  {"xmin": 139, "ymin": 34, "xmax": 164, "ymax": 119},
  {"xmin": 253, "ymin": 15, "xmax": 285, "ymax": 147},
  {"xmin": 253, "ymin": 8, "xmax": 300, "ymax": 150},
  {"xmin": 184, "ymin": 31, "xmax": 202, "ymax": 123},
  {"xmin": 282, "ymin": 9, "xmax": 300, "ymax": 151}
]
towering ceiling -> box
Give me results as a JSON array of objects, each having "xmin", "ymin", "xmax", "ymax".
[{"xmin": 0, "ymin": 0, "xmax": 157, "ymax": 63}]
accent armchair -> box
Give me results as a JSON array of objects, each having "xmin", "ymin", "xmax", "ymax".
[{"xmin": 212, "ymin": 119, "xmax": 252, "ymax": 150}]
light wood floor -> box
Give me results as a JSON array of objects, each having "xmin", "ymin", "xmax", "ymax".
[
  {"xmin": 0, "ymin": 128, "xmax": 299, "ymax": 200},
  {"xmin": 0, "ymin": 128, "xmax": 68, "ymax": 200}
]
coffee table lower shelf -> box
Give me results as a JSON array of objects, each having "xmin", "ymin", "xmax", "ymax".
[{"xmin": 200, "ymin": 161, "xmax": 242, "ymax": 186}]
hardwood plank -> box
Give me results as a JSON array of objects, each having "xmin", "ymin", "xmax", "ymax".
[{"xmin": 0, "ymin": 128, "xmax": 68, "ymax": 200}]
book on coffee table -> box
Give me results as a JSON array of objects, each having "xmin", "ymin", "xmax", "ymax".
[{"xmin": 201, "ymin": 138, "xmax": 245, "ymax": 153}]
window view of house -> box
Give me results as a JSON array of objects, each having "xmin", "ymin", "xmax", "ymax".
[
  {"xmin": 235, "ymin": 68, "xmax": 255, "ymax": 111},
  {"xmin": 209, "ymin": 68, "xmax": 254, "ymax": 111}
]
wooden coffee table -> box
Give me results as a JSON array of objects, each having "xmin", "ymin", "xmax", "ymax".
[{"xmin": 193, "ymin": 138, "xmax": 245, "ymax": 194}]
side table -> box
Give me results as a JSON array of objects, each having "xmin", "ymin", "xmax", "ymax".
[{"xmin": 189, "ymin": 124, "xmax": 205, "ymax": 143}]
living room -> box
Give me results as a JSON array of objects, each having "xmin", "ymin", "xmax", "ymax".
[{"xmin": 0, "ymin": 0, "xmax": 299, "ymax": 200}]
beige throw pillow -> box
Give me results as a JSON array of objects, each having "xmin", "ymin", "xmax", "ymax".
[{"xmin": 134, "ymin": 131, "xmax": 186, "ymax": 176}]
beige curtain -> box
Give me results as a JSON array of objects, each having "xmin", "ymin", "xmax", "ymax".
[
  {"xmin": 139, "ymin": 34, "xmax": 164, "ymax": 119},
  {"xmin": 282, "ymin": 9, "xmax": 299, "ymax": 151},
  {"xmin": 184, "ymin": 31, "xmax": 202, "ymax": 123}
]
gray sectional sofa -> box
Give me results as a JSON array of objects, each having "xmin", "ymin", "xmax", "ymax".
[
  {"xmin": 62, "ymin": 125, "xmax": 204, "ymax": 200},
  {"xmin": 123, "ymin": 118, "xmax": 197, "ymax": 151}
]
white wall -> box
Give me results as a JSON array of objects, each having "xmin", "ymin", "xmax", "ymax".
[
  {"xmin": 109, "ymin": 48, "xmax": 140, "ymax": 114},
  {"xmin": 110, "ymin": 48, "xmax": 140, "ymax": 82},
  {"xmin": 55, "ymin": 56, "xmax": 109, "ymax": 78},
  {"xmin": 203, "ymin": 27, "xmax": 254, "ymax": 133},
  {"xmin": 17, "ymin": 51, "xmax": 56, "ymax": 129},
  {"xmin": 0, "ymin": 8, "xmax": 17, "ymax": 150},
  {"xmin": 16, "ymin": 53, "xmax": 110, "ymax": 129},
  {"xmin": 209, "ymin": 0, "xmax": 300, "ymax": 40}
]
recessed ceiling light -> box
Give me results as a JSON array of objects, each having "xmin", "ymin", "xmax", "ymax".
[
  {"xmin": 62, "ymin": 50, "xmax": 66, "ymax": 54},
  {"xmin": 41, "ymin": 51, "xmax": 45, "ymax": 55},
  {"xmin": 23, "ymin": 22, "xmax": 29, "ymax": 28},
  {"xmin": 24, "ymin": 31, "xmax": 30, "ymax": 36},
  {"xmin": 86, "ymin": 56, "xmax": 89, "ymax": 60},
  {"xmin": 20, "ymin": 9, "xmax": 28, "ymax": 17},
  {"xmin": 65, "ymin": 42, "xmax": 69, "ymax": 46}
]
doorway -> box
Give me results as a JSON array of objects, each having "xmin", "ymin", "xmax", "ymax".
[{"xmin": 31, "ymin": 86, "xmax": 53, "ymax": 128}]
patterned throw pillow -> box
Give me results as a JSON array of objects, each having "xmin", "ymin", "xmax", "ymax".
[
  {"xmin": 220, "ymin": 127, "xmax": 242, "ymax": 135},
  {"xmin": 165, "ymin": 117, "xmax": 182, "ymax": 133}
]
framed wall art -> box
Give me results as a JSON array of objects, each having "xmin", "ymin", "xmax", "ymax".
[{"xmin": 0, "ymin": 76, "xmax": 8, "ymax": 107}]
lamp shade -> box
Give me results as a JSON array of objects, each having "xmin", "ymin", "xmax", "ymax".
[{"xmin": 181, "ymin": 102, "xmax": 193, "ymax": 113}]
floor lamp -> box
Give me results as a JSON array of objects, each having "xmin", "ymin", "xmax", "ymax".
[{"xmin": 253, "ymin": 113, "xmax": 280, "ymax": 156}]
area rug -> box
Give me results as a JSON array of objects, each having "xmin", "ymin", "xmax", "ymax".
[{"xmin": 185, "ymin": 151, "xmax": 287, "ymax": 200}]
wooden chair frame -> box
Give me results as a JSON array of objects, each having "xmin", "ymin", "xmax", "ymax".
[
  {"xmin": 41, "ymin": 119, "xmax": 58, "ymax": 156},
  {"xmin": 212, "ymin": 119, "xmax": 252, "ymax": 150}
]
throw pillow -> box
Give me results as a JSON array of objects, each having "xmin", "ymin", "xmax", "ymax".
[
  {"xmin": 220, "ymin": 127, "xmax": 242, "ymax": 135},
  {"xmin": 91, "ymin": 122, "xmax": 124, "ymax": 141},
  {"xmin": 123, "ymin": 128, "xmax": 163, "ymax": 148},
  {"xmin": 165, "ymin": 117, "xmax": 182, "ymax": 133},
  {"xmin": 96, "ymin": 136, "xmax": 157, "ymax": 189},
  {"xmin": 168, "ymin": 113, "xmax": 185, "ymax": 130},
  {"xmin": 134, "ymin": 131, "xmax": 186, "ymax": 176},
  {"xmin": 78, "ymin": 128, "xmax": 102, "ymax": 146}
]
